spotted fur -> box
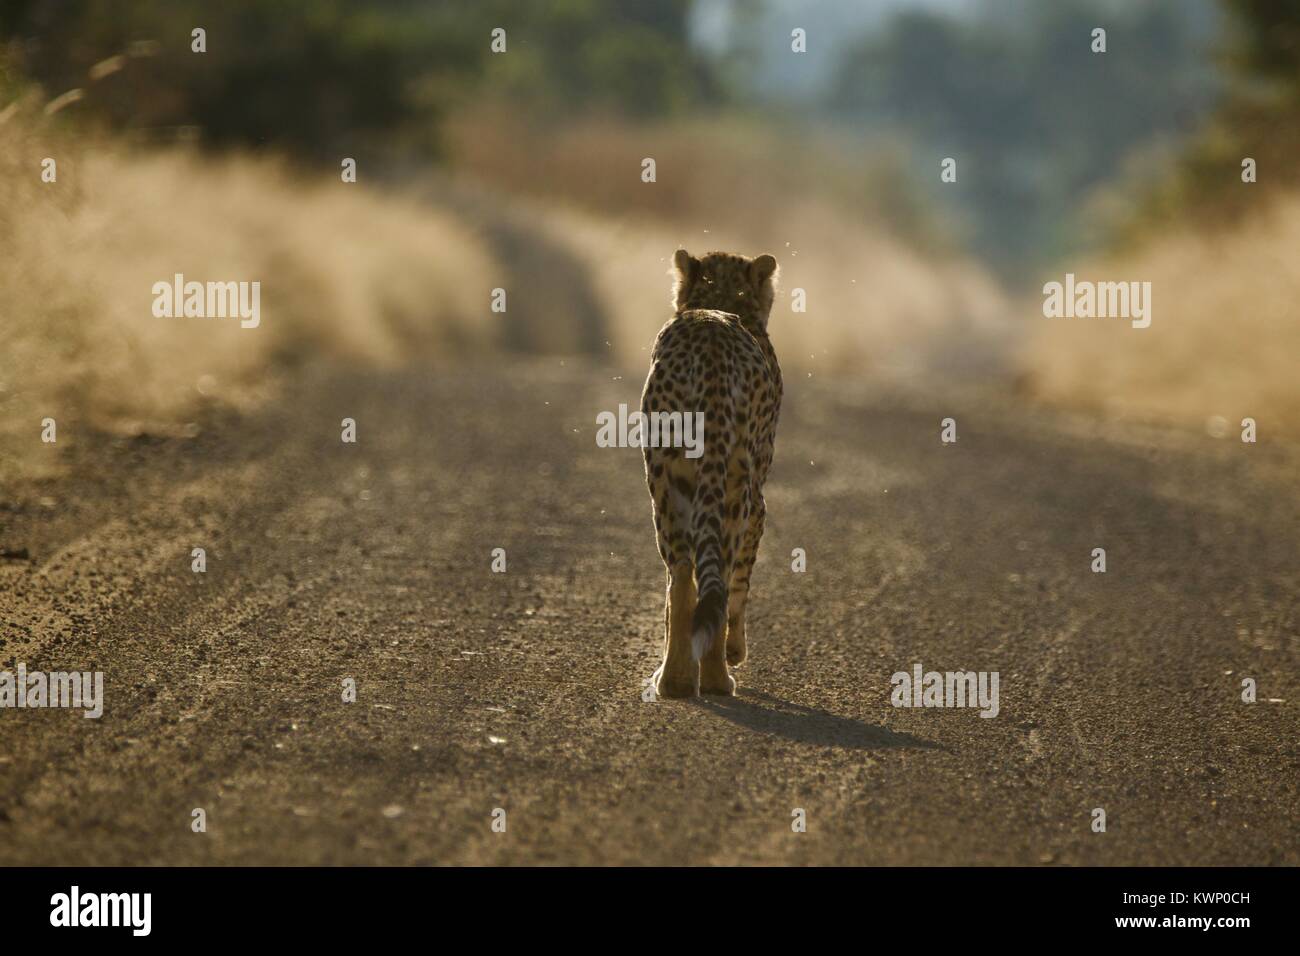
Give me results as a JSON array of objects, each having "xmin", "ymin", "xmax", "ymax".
[{"xmin": 642, "ymin": 249, "xmax": 783, "ymax": 698}]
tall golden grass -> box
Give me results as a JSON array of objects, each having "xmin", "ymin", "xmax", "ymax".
[
  {"xmin": 3, "ymin": 97, "xmax": 1020, "ymax": 485},
  {"xmin": 0, "ymin": 108, "xmax": 496, "ymax": 473},
  {"xmin": 1023, "ymin": 196, "xmax": 1300, "ymax": 433},
  {"xmin": 518, "ymin": 201, "xmax": 1010, "ymax": 379}
]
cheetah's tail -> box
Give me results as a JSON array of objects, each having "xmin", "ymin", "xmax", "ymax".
[
  {"xmin": 690, "ymin": 464, "xmax": 729, "ymax": 660},
  {"xmin": 688, "ymin": 330, "xmax": 730, "ymax": 661},
  {"xmin": 691, "ymin": 587, "xmax": 727, "ymax": 661}
]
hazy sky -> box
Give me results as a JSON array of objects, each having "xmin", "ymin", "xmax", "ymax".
[{"xmin": 689, "ymin": 0, "xmax": 984, "ymax": 98}]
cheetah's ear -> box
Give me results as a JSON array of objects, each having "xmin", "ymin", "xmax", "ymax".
[
  {"xmin": 672, "ymin": 248, "xmax": 700, "ymax": 307},
  {"xmin": 750, "ymin": 254, "xmax": 777, "ymax": 285}
]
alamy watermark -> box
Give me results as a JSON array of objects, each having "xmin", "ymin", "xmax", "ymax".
[
  {"xmin": 152, "ymin": 273, "xmax": 260, "ymax": 328},
  {"xmin": 50, "ymin": 886, "xmax": 150, "ymax": 936},
  {"xmin": 1042, "ymin": 273, "xmax": 1151, "ymax": 329},
  {"xmin": 890, "ymin": 662, "xmax": 999, "ymax": 718},
  {"xmin": 596, "ymin": 403, "xmax": 704, "ymax": 459},
  {"xmin": 0, "ymin": 663, "xmax": 104, "ymax": 718}
]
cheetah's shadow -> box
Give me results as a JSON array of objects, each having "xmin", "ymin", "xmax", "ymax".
[{"xmin": 693, "ymin": 688, "xmax": 944, "ymax": 752}]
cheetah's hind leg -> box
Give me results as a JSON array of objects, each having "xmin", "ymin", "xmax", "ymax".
[
  {"xmin": 654, "ymin": 563, "xmax": 699, "ymax": 698},
  {"xmin": 648, "ymin": 459, "xmax": 699, "ymax": 698}
]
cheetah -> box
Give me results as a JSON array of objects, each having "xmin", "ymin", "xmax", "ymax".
[{"xmin": 641, "ymin": 249, "xmax": 783, "ymax": 698}]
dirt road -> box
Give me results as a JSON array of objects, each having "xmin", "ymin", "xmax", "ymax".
[{"xmin": 1, "ymin": 358, "xmax": 1296, "ymax": 865}]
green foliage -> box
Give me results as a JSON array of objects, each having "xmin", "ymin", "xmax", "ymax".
[
  {"xmin": 0, "ymin": 0, "xmax": 716, "ymax": 158},
  {"xmin": 1222, "ymin": 0, "xmax": 1300, "ymax": 88},
  {"xmin": 1117, "ymin": 0, "xmax": 1300, "ymax": 238},
  {"xmin": 467, "ymin": 0, "xmax": 711, "ymax": 117}
]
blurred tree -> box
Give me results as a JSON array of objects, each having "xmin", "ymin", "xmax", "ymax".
[
  {"xmin": 1120, "ymin": 0, "xmax": 1300, "ymax": 235},
  {"xmin": 0, "ymin": 0, "xmax": 718, "ymax": 158},
  {"xmin": 827, "ymin": 0, "xmax": 1220, "ymax": 279},
  {"xmin": 1222, "ymin": 0, "xmax": 1300, "ymax": 88},
  {"xmin": 435, "ymin": 0, "xmax": 717, "ymax": 118}
]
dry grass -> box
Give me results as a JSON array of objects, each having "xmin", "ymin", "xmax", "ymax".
[
  {"xmin": 446, "ymin": 106, "xmax": 1012, "ymax": 377},
  {"xmin": 3, "ymin": 101, "xmax": 1019, "ymax": 485},
  {"xmin": 1023, "ymin": 196, "xmax": 1300, "ymax": 433},
  {"xmin": 0, "ymin": 110, "xmax": 496, "ymax": 474},
  {"xmin": 521, "ymin": 201, "xmax": 1010, "ymax": 379}
]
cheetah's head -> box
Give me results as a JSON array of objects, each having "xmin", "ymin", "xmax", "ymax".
[{"xmin": 672, "ymin": 249, "xmax": 778, "ymax": 332}]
